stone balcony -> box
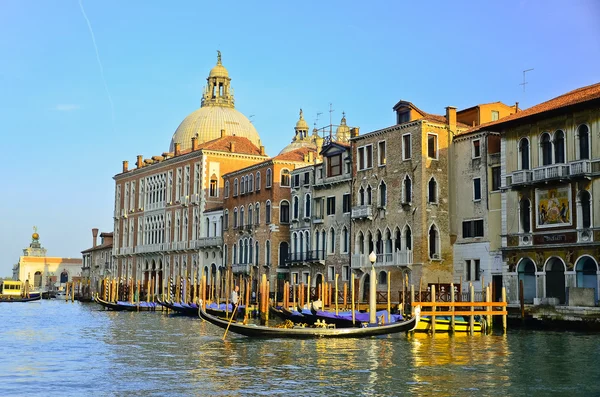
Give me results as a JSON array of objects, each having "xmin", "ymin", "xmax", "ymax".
[
  {"xmin": 351, "ymin": 205, "xmax": 373, "ymax": 220},
  {"xmin": 351, "ymin": 250, "xmax": 413, "ymax": 269},
  {"xmin": 192, "ymin": 236, "xmax": 223, "ymax": 249}
]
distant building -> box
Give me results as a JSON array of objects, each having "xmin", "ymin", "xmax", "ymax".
[
  {"xmin": 81, "ymin": 228, "xmax": 113, "ymax": 295},
  {"xmin": 14, "ymin": 230, "xmax": 82, "ymax": 291}
]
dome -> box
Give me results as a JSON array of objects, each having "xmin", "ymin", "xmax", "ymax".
[
  {"xmin": 170, "ymin": 106, "xmax": 260, "ymax": 152},
  {"xmin": 295, "ymin": 109, "xmax": 309, "ymax": 131},
  {"xmin": 335, "ymin": 113, "xmax": 350, "ymax": 142},
  {"xmin": 279, "ymin": 108, "xmax": 317, "ymax": 154},
  {"xmin": 209, "ymin": 63, "xmax": 229, "ymax": 78}
]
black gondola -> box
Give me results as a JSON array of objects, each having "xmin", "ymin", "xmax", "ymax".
[
  {"xmin": 199, "ymin": 303, "xmax": 420, "ymax": 339},
  {"xmin": 94, "ymin": 296, "xmax": 159, "ymax": 311},
  {"xmin": 157, "ymin": 298, "xmax": 199, "ymax": 316},
  {"xmin": 0, "ymin": 295, "xmax": 42, "ymax": 303}
]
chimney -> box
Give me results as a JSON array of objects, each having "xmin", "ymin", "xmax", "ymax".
[
  {"xmin": 350, "ymin": 127, "xmax": 360, "ymax": 138},
  {"xmin": 260, "ymin": 145, "xmax": 265, "ymax": 156},
  {"xmin": 445, "ymin": 106, "xmax": 457, "ymax": 131},
  {"xmin": 92, "ymin": 228, "xmax": 99, "ymax": 248},
  {"xmin": 122, "ymin": 160, "xmax": 128, "ymax": 173},
  {"xmin": 174, "ymin": 142, "xmax": 181, "ymax": 156},
  {"xmin": 221, "ymin": 129, "xmax": 227, "ymax": 138},
  {"xmin": 303, "ymin": 153, "xmax": 308, "ymax": 162},
  {"xmin": 515, "ymin": 102, "xmax": 519, "ymax": 112},
  {"xmin": 230, "ymin": 142, "xmax": 235, "ymax": 153},
  {"xmin": 136, "ymin": 155, "xmax": 143, "ymax": 168},
  {"xmin": 308, "ymin": 151, "xmax": 314, "ymax": 163},
  {"xmin": 191, "ymin": 136, "xmax": 198, "ymax": 151}
]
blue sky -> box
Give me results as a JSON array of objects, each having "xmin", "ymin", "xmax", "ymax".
[{"xmin": 1, "ymin": 0, "xmax": 599, "ymax": 276}]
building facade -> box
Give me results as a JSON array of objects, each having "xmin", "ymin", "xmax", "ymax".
[
  {"xmin": 81, "ymin": 228, "xmax": 114, "ymax": 295},
  {"xmin": 112, "ymin": 54, "xmax": 269, "ymax": 294}
]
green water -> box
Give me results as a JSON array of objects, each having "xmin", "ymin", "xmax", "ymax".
[{"xmin": 1, "ymin": 300, "xmax": 598, "ymax": 396}]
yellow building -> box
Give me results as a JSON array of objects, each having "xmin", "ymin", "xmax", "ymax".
[{"xmin": 13, "ymin": 230, "xmax": 83, "ymax": 291}]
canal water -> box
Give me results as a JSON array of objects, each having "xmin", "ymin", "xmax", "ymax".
[{"xmin": 1, "ymin": 300, "xmax": 598, "ymax": 396}]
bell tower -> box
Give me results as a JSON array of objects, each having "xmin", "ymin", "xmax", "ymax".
[{"xmin": 202, "ymin": 50, "xmax": 235, "ymax": 108}]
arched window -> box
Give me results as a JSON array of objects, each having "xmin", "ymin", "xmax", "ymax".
[
  {"xmin": 403, "ymin": 176, "xmax": 412, "ymax": 204},
  {"xmin": 224, "ymin": 210, "xmax": 229, "ymax": 230},
  {"xmin": 249, "ymin": 238, "xmax": 254, "ymax": 263},
  {"xmin": 292, "ymin": 232, "xmax": 298, "ymax": 256},
  {"xmin": 233, "ymin": 208, "xmax": 238, "ymax": 228},
  {"xmin": 240, "ymin": 176, "xmax": 246, "ymax": 195},
  {"xmin": 378, "ymin": 271, "xmax": 387, "ymax": 285},
  {"xmin": 293, "ymin": 196, "xmax": 299, "ymax": 220},
  {"xmin": 280, "ymin": 200, "xmax": 290, "ymax": 223},
  {"xmin": 281, "ymin": 169, "xmax": 291, "ymax": 187},
  {"xmin": 266, "ymin": 168, "xmax": 272, "ymax": 188},
  {"xmin": 428, "ymin": 177, "xmax": 437, "ymax": 203},
  {"xmin": 429, "ymin": 224, "xmax": 440, "ymax": 259},
  {"xmin": 205, "ymin": 217, "xmax": 210, "ymax": 237},
  {"xmin": 540, "ymin": 132, "xmax": 552, "ymax": 166},
  {"xmin": 255, "ymin": 241, "xmax": 259, "ymax": 265},
  {"xmin": 265, "ymin": 240, "xmax": 271, "ymax": 265},
  {"xmin": 366, "ymin": 185, "xmax": 372, "ymax": 205},
  {"xmin": 266, "ymin": 200, "xmax": 272, "ymax": 223},
  {"xmin": 249, "ymin": 174, "xmax": 254, "ymax": 192},
  {"xmin": 359, "ymin": 186, "xmax": 365, "ymax": 205},
  {"xmin": 553, "ymin": 130, "xmax": 565, "ymax": 164},
  {"xmin": 248, "ymin": 206, "xmax": 253, "ymax": 227},
  {"xmin": 329, "ymin": 228, "xmax": 335, "ymax": 254},
  {"xmin": 209, "ymin": 174, "xmax": 218, "ymax": 197},
  {"xmin": 519, "ymin": 138, "xmax": 530, "ymax": 170},
  {"xmin": 578, "ymin": 190, "xmax": 592, "ymax": 229},
  {"xmin": 233, "ymin": 244, "xmax": 237, "ymax": 265},
  {"xmin": 240, "ymin": 206, "xmax": 245, "ymax": 227},
  {"xmin": 224, "ymin": 181, "xmax": 230, "ymax": 198},
  {"xmin": 379, "ymin": 180, "xmax": 387, "ymax": 207},
  {"xmin": 342, "ymin": 226, "xmax": 349, "ymax": 253},
  {"xmin": 305, "ymin": 193, "xmax": 311, "ymax": 218},
  {"xmin": 233, "ymin": 178, "xmax": 239, "ymax": 196},
  {"xmin": 357, "ymin": 231, "xmax": 365, "ymax": 255},
  {"xmin": 404, "ymin": 225, "xmax": 412, "ymax": 250},
  {"xmin": 577, "ymin": 124, "xmax": 590, "ymax": 160},
  {"xmin": 255, "ymin": 203, "xmax": 260, "ymax": 225},
  {"xmin": 520, "ymin": 199, "xmax": 531, "ymax": 233},
  {"xmin": 256, "ymin": 171, "xmax": 261, "ymax": 190}
]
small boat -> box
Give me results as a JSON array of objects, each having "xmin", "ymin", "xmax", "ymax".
[
  {"xmin": 94, "ymin": 295, "xmax": 159, "ymax": 311},
  {"xmin": 416, "ymin": 316, "xmax": 484, "ymax": 333},
  {"xmin": 157, "ymin": 298, "xmax": 199, "ymax": 316},
  {"xmin": 273, "ymin": 306, "xmax": 404, "ymax": 329},
  {"xmin": 0, "ymin": 280, "xmax": 42, "ymax": 302},
  {"xmin": 199, "ymin": 303, "xmax": 420, "ymax": 339}
]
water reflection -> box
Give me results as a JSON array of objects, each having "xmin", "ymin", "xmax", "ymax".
[{"xmin": 1, "ymin": 301, "xmax": 600, "ymax": 396}]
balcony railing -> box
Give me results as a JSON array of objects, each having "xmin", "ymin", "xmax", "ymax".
[
  {"xmin": 570, "ymin": 160, "xmax": 592, "ymax": 176},
  {"xmin": 351, "ymin": 250, "xmax": 413, "ymax": 269},
  {"xmin": 171, "ymin": 241, "xmax": 188, "ymax": 251},
  {"xmin": 312, "ymin": 216, "xmax": 324, "ymax": 224},
  {"xmin": 285, "ymin": 250, "xmax": 326, "ymax": 263},
  {"xmin": 232, "ymin": 264, "xmax": 250, "ymax": 274},
  {"xmin": 509, "ymin": 170, "xmax": 533, "ymax": 186},
  {"xmin": 192, "ymin": 236, "xmax": 223, "ymax": 249},
  {"xmin": 351, "ymin": 205, "xmax": 373, "ymax": 220},
  {"xmin": 135, "ymin": 244, "xmax": 161, "ymax": 254},
  {"xmin": 532, "ymin": 164, "xmax": 570, "ymax": 182}
]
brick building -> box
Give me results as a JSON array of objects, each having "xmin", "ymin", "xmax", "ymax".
[{"xmin": 81, "ymin": 228, "xmax": 114, "ymax": 295}]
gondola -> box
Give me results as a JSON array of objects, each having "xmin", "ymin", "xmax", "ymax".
[
  {"xmin": 0, "ymin": 295, "xmax": 42, "ymax": 303},
  {"xmin": 94, "ymin": 295, "xmax": 159, "ymax": 311},
  {"xmin": 199, "ymin": 303, "xmax": 420, "ymax": 339},
  {"xmin": 157, "ymin": 298, "xmax": 199, "ymax": 316},
  {"xmin": 274, "ymin": 306, "xmax": 404, "ymax": 329}
]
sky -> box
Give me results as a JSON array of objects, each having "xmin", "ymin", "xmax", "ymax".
[{"xmin": 0, "ymin": 0, "xmax": 599, "ymax": 276}]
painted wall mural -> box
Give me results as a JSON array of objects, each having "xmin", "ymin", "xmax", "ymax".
[{"xmin": 536, "ymin": 186, "xmax": 572, "ymax": 228}]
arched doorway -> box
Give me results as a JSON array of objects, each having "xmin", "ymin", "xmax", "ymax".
[
  {"xmin": 545, "ymin": 257, "xmax": 566, "ymax": 304},
  {"xmin": 518, "ymin": 258, "xmax": 536, "ymax": 303},
  {"xmin": 576, "ymin": 256, "xmax": 598, "ymax": 301},
  {"xmin": 60, "ymin": 270, "xmax": 69, "ymax": 284},
  {"xmin": 34, "ymin": 271, "xmax": 42, "ymax": 288},
  {"xmin": 315, "ymin": 273, "xmax": 323, "ymax": 300},
  {"xmin": 362, "ymin": 273, "xmax": 370, "ymax": 302}
]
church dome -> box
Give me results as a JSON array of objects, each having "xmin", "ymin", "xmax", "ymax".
[
  {"xmin": 335, "ymin": 113, "xmax": 350, "ymax": 142},
  {"xmin": 279, "ymin": 109, "xmax": 317, "ymax": 154},
  {"xmin": 170, "ymin": 106, "xmax": 260, "ymax": 152},
  {"xmin": 169, "ymin": 52, "xmax": 261, "ymax": 152}
]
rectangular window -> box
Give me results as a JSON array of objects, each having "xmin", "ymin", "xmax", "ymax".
[
  {"xmin": 462, "ymin": 219, "xmax": 484, "ymax": 238},
  {"xmin": 293, "ymin": 174, "xmax": 300, "ymax": 188},
  {"xmin": 304, "ymin": 172, "xmax": 310, "ymax": 185},
  {"xmin": 327, "ymin": 197, "xmax": 336, "ymax": 215},
  {"xmin": 403, "ymin": 134, "xmax": 411, "ymax": 160},
  {"xmin": 472, "ymin": 139, "xmax": 481, "ymax": 158},
  {"xmin": 314, "ymin": 197, "xmax": 324, "ymax": 219},
  {"xmin": 491, "ymin": 110, "xmax": 499, "ymax": 121},
  {"xmin": 491, "ymin": 166, "xmax": 501, "ymax": 191},
  {"xmin": 342, "ymin": 193, "xmax": 351, "ymax": 213},
  {"xmin": 342, "ymin": 265, "xmax": 350, "ymax": 281},
  {"xmin": 209, "ymin": 179, "xmax": 217, "ymax": 197},
  {"xmin": 292, "ymin": 272, "xmax": 299, "ymax": 285},
  {"xmin": 328, "ymin": 266, "xmax": 335, "ymax": 281},
  {"xmin": 378, "ymin": 141, "xmax": 386, "ymax": 166},
  {"xmin": 473, "ymin": 178, "xmax": 481, "ymax": 201},
  {"xmin": 358, "ymin": 147, "xmax": 365, "ymax": 170},
  {"xmin": 475, "ymin": 259, "xmax": 481, "ymax": 281},
  {"xmin": 427, "ymin": 134, "xmax": 437, "ymax": 159},
  {"xmin": 328, "ymin": 154, "xmax": 342, "ymax": 177},
  {"xmin": 398, "ymin": 111, "xmax": 410, "ymax": 124},
  {"xmin": 302, "ymin": 272, "xmax": 309, "ymax": 284},
  {"xmin": 465, "ymin": 260, "xmax": 471, "ymax": 281},
  {"xmin": 366, "ymin": 145, "xmax": 373, "ymax": 168}
]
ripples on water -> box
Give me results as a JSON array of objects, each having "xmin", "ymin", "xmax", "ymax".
[{"xmin": 1, "ymin": 300, "xmax": 599, "ymax": 396}]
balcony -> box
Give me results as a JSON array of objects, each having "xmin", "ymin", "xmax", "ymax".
[
  {"xmin": 351, "ymin": 205, "xmax": 373, "ymax": 220},
  {"xmin": 193, "ymin": 236, "xmax": 223, "ymax": 249},
  {"xmin": 171, "ymin": 241, "xmax": 188, "ymax": 251},
  {"xmin": 312, "ymin": 216, "xmax": 324, "ymax": 224},
  {"xmin": 285, "ymin": 250, "xmax": 326, "ymax": 263},
  {"xmin": 532, "ymin": 164, "xmax": 570, "ymax": 182},
  {"xmin": 351, "ymin": 250, "xmax": 413, "ymax": 269},
  {"xmin": 507, "ymin": 170, "xmax": 533, "ymax": 187},
  {"xmin": 570, "ymin": 160, "xmax": 592, "ymax": 177},
  {"xmin": 134, "ymin": 244, "xmax": 162, "ymax": 254},
  {"xmin": 232, "ymin": 264, "xmax": 250, "ymax": 274},
  {"xmin": 119, "ymin": 247, "xmax": 134, "ymax": 255}
]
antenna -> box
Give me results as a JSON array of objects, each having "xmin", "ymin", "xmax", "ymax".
[
  {"xmin": 329, "ymin": 103, "xmax": 335, "ymax": 138},
  {"xmin": 315, "ymin": 112, "xmax": 323, "ymax": 128},
  {"xmin": 519, "ymin": 68, "xmax": 534, "ymax": 93}
]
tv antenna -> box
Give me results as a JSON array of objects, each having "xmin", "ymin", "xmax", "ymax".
[
  {"xmin": 520, "ymin": 68, "xmax": 534, "ymax": 93},
  {"xmin": 329, "ymin": 103, "xmax": 335, "ymax": 138},
  {"xmin": 315, "ymin": 112, "xmax": 323, "ymax": 128}
]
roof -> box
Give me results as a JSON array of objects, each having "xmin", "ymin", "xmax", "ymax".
[
  {"xmin": 81, "ymin": 241, "xmax": 113, "ymax": 254},
  {"xmin": 466, "ymin": 82, "xmax": 600, "ymax": 133},
  {"xmin": 199, "ymin": 135, "xmax": 264, "ymax": 156},
  {"xmin": 274, "ymin": 146, "xmax": 316, "ymax": 162}
]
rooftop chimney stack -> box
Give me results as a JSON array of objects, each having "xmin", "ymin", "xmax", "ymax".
[
  {"xmin": 174, "ymin": 143, "xmax": 181, "ymax": 156},
  {"xmin": 230, "ymin": 142, "xmax": 235, "ymax": 153},
  {"xmin": 136, "ymin": 155, "xmax": 143, "ymax": 168},
  {"xmin": 515, "ymin": 102, "xmax": 520, "ymax": 112},
  {"xmin": 350, "ymin": 127, "xmax": 360, "ymax": 138},
  {"xmin": 122, "ymin": 161, "xmax": 128, "ymax": 173},
  {"xmin": 260, "ymin": 145, "xmax": 265, "ymax": 156},
  {"xmin": 221, "ymin": 129, "xmax": 226, "ymax": 138},
  {"xmin": 445, "ymin": 106, "xmax": 457, "ymax": 132},
  {"xmin": 191, "ymin": 136, "xmax": 199, "ymax": 151},
  {"xmin": 92, "ymin": 228, "xmax": 99, "ymax": 248}
]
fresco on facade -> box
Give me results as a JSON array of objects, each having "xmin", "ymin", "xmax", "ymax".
[{"xmin": 536, "ymin": 186, "xmax": 572, "ymax": 228}]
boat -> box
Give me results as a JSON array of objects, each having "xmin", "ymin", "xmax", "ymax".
[
  {"xmin": 94, "ymin": 295, "xmax": 159, "ymax": 311},
  {"xmin": 273, "ymin": 306, "xmax": 404, "ymax": 329},
  {"xmin": 0, "ymin": 280, "xmax": 42, "ymax": 302},
  {"xmin": 199, "ymin": 303, "xmax": 420, "ymax": 339},
  {"xmin": 416, "ymin": 315, "xmax": 484, "ymax": 333},
  {"xmin": 157, "ymin": 298, "xmax": 199, "ymax": 316}
]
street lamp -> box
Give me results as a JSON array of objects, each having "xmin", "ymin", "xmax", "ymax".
[{"xmin": 369, "ymin": 251, "xmax": 377, "ymax": 324}]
